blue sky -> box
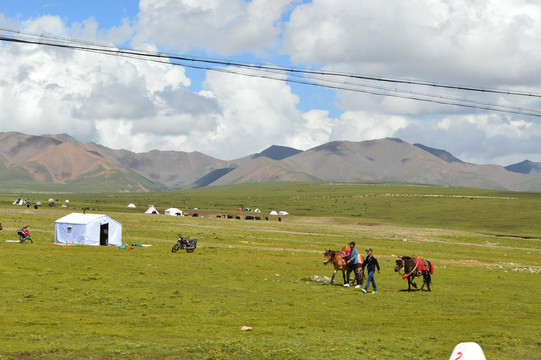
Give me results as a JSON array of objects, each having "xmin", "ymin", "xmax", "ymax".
[
  {"xmin": 1, "ymin": 0, "xmax": 541, "ymax": 165},
  {"xmin": 2, "ymin": 1, "xmax": 138, "ymax": 28}
]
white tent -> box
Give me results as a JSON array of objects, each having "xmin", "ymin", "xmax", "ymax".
[
  {"xmin": 54, "ymin": 213, "xmax": 122, "ymax": 246},
  {"xmin": 145, "ymin": 205, "xmax": 159, "ymax": 214},
  {"xmin": 279, "ymin": 211, "xmax": 289, "ymax": 216},
  {"xmin": 165, "ymin": 208, "xmax": 183, "ymax": 216},
  {"xmin": 12, "ymin": 199, "xmax": 26, "ymax": 205},
  {"xmin": 127, "ymin": 203, "xmax": 136, "ymax": 208},
  {"xmin": 269, "ymin": 210, "xmax": 278, "ymax": 215},
  {"xmin": 254, "ymin": 208, "xmax": 261, "ymax": 213}
]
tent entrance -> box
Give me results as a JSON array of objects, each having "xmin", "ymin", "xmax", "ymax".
[{"xmin": 100, "ymin": 223, "xmax": 109, "ymax": 246}]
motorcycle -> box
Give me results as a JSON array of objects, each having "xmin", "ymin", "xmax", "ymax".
[
  {"xmin": 171, "ymin": 234, "xmax": 198, "ymax": 253},
  {"xmin": 17, "ymin": 225, "xmax": 33, "ymax": 243}
]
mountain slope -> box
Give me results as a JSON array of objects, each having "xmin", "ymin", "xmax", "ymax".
[
  {"xmin": 82, "ymin": 142, "xmax": 235, "ymax": 189},
  {"xmin": 252, "ymin": 145, "xmax": 303, "ymax": 161},
  {"xmin": 0, "ymin": 132, "xmax": 162, "ymax": 192},
  {"xmin": 1, "ymin": 132, "xmax": 540, "ymax": 192},
  {"xmin": 505, "ymin": 160, "xmax": 541, "ymax": 175},
  {"xmin": 413, "ymin": 143, "xmax": 464, "ymax": 163}
]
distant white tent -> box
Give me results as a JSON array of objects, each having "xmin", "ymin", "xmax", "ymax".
[
  {"xmin": 145, "ymin": 205, "xmax": 159, "ymax": 214},
  {"xmin": 254, "ymin": 208, "xmax": 261, "ymax": 213},
  {"xmin": 54, "ymin": 213, "xmax": 122, "ymax": 246},
  {"xmin": 269, "ymin": 210, "xmax": 278, "ymax": 215},
  {"xmin": 279, "ymin": 211, "xmax": 289, "ymax": 216},
  {"xmin": 65, "ymin": 199, "xmax": 69, "ymax": 203},
  {"xmin": 165, "ymin": 208, "xmax": 183, "ymax": 216},
  {"xmin": 12, "ymin": 199, "xmax": 26, "ymax": 205},
  {"xmin": 127, "ymin": 203, "xmax": 136, "ymax": 208},
  {"xmin": 48, "ymin": 198, "xmax": 54, "ymax": 202}
]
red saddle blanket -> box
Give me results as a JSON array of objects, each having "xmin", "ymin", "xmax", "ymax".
[{"xmin": 415, "ymin": 258, "xmax": 434, "ymax": 275}]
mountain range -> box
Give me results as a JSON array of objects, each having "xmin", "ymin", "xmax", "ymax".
[{"xmin": 1, "ymin": 131, "xmax": 540, "ymax": 193}]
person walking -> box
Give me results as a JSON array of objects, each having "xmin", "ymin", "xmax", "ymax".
[
  {"xmin": 343, "ymin": 241, "xmax": 359, "ymax": 287},
  {"xmin": 361, "ymin": 248, "xmax": 380, "ymax": 294}
]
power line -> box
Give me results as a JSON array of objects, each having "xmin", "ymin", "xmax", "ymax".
[{"xmin": 1, "ymin": 29, "xmax": 541, "ymax": 118}]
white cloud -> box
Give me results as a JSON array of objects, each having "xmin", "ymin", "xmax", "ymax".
[
  {"xmin": 287, "ymin": 110, "xmax": 335, "ymax": 150},
  {"xmin": 283, "ymin": 0, "xmax": 541, "ymax": 84},
  {"xmin": 134, "ymin": 0, "xmax": 292, "ymax": 55},
  {"xmin": 1, "ymin": 1, "xmax": 541, "ymax": 166},
  {"xmin": 197, "ymin": 69, "xmax": 305, "ymax": 158},
  {"xmin": 395, "ymin": 114, "xmax": 541, "ymax": 164},
  {"xmin": 330, "ymin": 111, "xmax": 409, "ymax": 142},
  {"xmin": 0, "ymin": 17, "xmax": 220, "ymax": 153}
]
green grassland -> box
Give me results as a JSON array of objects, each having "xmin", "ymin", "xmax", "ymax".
[{"xmin": 1, "ymin": 183, "xmax": 540, "ymax": 359}]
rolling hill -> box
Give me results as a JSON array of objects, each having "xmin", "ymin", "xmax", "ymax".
[{"xmin": 1, "ymin": 131, "xmax": 540, "ymax": 192}]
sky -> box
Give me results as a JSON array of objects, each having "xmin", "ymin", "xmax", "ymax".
[{"xmin": 1, "ymin": 0, "xmax": 540, "ymax": 165}]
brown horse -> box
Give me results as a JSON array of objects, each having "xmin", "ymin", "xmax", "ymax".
[
  {"xmin": 394, "ymin": 256, "xmax": 433, "ymax": 292},
  {"xmin": 323, "ymin": 250, "xmax": 364, "ymax": 286}
]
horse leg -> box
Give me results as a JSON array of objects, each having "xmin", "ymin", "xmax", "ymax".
[
  {"xmin": 426, "ymin": 274, "xmax": 431, "ymax": 292},
  {"xmin": 342, "ymin": 270, "xmax": 347, "ymax": 285},
  {"xmin": 420, "ymin": 274, "xmax": 426, "ymax": 291},
  {"xmin": 410, "ymin": 276, "xmax": 417, "ymax": 289},
  {"xmin": 330, "ymin": 270, "xmax": 337, "ymax": 285}
]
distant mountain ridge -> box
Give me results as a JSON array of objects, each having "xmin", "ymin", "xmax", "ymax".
[
  {"xmin": 252, "ymin": 145, "xmax": 303, "ymax": 161},
  {"xmin": 1, "ymin": 131, "xmax": 540, "ymax": 192},
  {"xmin": 413, "ymin": 143, "xmax": 464, "ymax": 163},
  {"xmin": 505, "ymin": 160, "xmax": 541, "ymax": 175}
]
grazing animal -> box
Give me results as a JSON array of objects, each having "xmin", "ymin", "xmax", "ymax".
[
  {"xmin": 394, "ymin": 256, "xmax": 434, "ymax": 292},
  {"xmin": 323, "ymin": 250, "xmax": 349, "ymax": 285}
]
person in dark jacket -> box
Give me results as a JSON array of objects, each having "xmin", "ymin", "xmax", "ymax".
[
  {"xmin": 361, "ymin": 248, "xmax": 380, "ymax": 294},
  {"xmin": 343, "ymin": 241, "xmax": 359, "ymax": 287}
]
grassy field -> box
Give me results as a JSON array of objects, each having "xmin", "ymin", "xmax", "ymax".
[{"xmin": 1, "ymin": 183, "xmax": 540, "ymax": 359}]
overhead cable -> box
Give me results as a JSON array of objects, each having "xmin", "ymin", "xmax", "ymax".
[{"xmin": 1, "ymin": 29, "xmax": 541, "ymax": 118}]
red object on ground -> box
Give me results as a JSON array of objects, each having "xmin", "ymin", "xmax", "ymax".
[{"xmin": 129, "ymin": 246, "xmax": 135, "ymax": 249}]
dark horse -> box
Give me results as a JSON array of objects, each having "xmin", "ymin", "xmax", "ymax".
[
  {"xmin": 323, "ymin": 250, "xmax": 364, "ymax": 286},
  {"xmin": 394, "ymin": 256, "xmax": 433, "ymax": 292}
]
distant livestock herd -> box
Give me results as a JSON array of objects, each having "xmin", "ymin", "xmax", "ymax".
[{"xmin": 216, "ymin": 214, "xmax": 280, "ymax": 221}]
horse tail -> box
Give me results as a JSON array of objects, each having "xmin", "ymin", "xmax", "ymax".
[{"xmin": 427, "ymin": 261, "xmax": 433, "ymax": 286}]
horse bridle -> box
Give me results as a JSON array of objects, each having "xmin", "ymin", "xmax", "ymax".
[{"xmin": 397, "ymin": 257, "xmax": 418, "ymax": 278}]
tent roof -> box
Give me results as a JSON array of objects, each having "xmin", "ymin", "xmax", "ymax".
[
  {"xmin": 165, "ymin": 207, "xmax": 182, "ymax": 212},
  {"xmin": 55, "ymin": 213, "xmax": 115, "ymax": 225},
  {"xmin": 145, "ymin": 205, "xmax": 159, "ymax": 214}
]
